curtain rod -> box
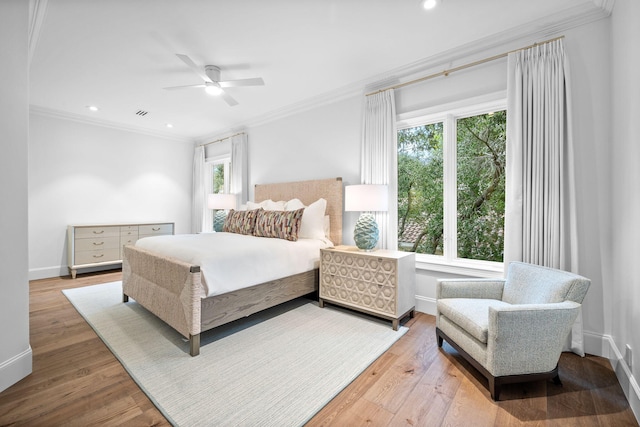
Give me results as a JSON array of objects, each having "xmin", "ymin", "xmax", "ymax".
[
  {"xmin": 366, "ymin": 35, "xmax": 565, "ymax": 97},
  {"xmin": 199, "ymin": 131, "xmax": 246, "ymax": 147}
]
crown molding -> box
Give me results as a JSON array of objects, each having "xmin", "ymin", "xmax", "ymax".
[
  {"xmin": 379, "ymin": 1, "xmax": 613, "ymax": 85},
  {"xmin": 592, "ymin": 0, "xmax": 616, "ymax": 15},
  {"xmin": 198, "ymin": 0, "xmax": 612, "ymax": 140},
  {"xmin": 30, "ymin": 105, "xmax": 195, "ymax": 144}
]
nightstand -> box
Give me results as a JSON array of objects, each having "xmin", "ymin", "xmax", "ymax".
[{"xmin": 319, "ymin": 245, "xmax": 416, "ymax": 330}]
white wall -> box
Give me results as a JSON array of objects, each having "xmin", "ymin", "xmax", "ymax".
[
  {"xmin": 28, "ymin": 114, "xmax": 194, "ymax": 279},
  {"xmin": 610, "ymin": 0, "xmax": 640, "ymax": 416},
  {"xmin": 247, "ymin": 95, "xmax": 363, "ymax": 244},
  {"xmin": 0, "ymin": 0, "xmax": 32, "ymax": 392},
  {"xmin": 242, "ymin": 18, "xmax": 613, "ymax": 355}
]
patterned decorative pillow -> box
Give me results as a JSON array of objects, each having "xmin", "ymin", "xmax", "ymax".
[
  {"xmin": 223, "ymin": 208, "xmax": 260, "ymax": 235},
  {"xmin": 253, "ymin": 208, "xmax": 305, "ymax": 241}
]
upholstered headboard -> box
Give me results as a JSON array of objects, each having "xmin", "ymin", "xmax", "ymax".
[{"xmin": 254, "ymin": 177, "xmax": 343, "ymax": 245}]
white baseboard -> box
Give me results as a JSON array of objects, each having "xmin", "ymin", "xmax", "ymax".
[
  {"xmin": 29, "ymin": 264, "xmax": 122, "ymax": 281},
  {"xmin": 415, "ymin": 295, "xmax": 436, "ymax": 316},
  {"xmin": 0, "ymin": 347, "xmax": 32, "ymax": 393},
  {"xmin": 28, "ymin": 265, "xmax": 68, "ymax": 281},
  {"xmin": 600, "ymin": 334, "xmax": 640, "ymax": 422}
]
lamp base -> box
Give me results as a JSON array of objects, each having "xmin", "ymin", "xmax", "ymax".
[
  {"xmin": 354, "ymin": 212, "xmax": 379, "ymax": 251},
  {"xmin": 213, "ymin": 210, "xmax": 227, "ymax": 232}
]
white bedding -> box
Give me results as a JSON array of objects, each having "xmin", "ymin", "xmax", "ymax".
[{"xmin": 134, "ymin": 232, "xmax": 332, "ymax": 297}]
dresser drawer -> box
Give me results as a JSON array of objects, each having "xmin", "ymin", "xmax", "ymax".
[
  {"xmin": 120, "ymin": 235, "xmax": 138, "ymax": 246},
  {"xmin": 75, "ymin": 226, "xmax": 120, "ymax": 239},
  {"xmin": 120, "ymin": 228, "xmax": 139, "ymax": 238},
  {"xmin": 321, "ymin": 251, "xmax": 398, "ymax": 287},
  {"xmin": 74, "ymin": 236, "xmax": 120, "ymax": 251},
  {"xmin": 74, "ymin": 248, "xmax": 120, "ymax": 265},
  {"xmin": 321, "ymin": 274, "xmax": 397, "ymax": 315},
  {"xmin": 139, "ymin": 223, "xmax": 173, "ymax": 236}
]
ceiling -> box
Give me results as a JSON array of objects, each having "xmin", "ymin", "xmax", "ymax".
[{"xmin": 29, "ymin": 0, "xmax": 602, "ymax": 142}]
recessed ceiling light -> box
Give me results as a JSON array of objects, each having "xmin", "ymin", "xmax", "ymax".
[
  {"xmin": 422, "ymin": 0, "xmax": 437, "ymax": 10},
  {"xmin": 87, "ymin": 105, "xmax": 99, "ymax": 112},
  {"xmin": 166, "ymin": 123, "xmax": 174, "ymax": 128}
]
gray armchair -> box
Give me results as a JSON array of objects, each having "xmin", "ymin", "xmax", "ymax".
[{"xmin": 436, "ymin": 261, "xmax": 590, "ymax": 400}]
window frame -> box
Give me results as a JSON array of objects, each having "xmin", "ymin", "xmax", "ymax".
[
  {"xmin": 396, "ymin": 92, "xmax": 506, "ymax": 277},
  {"xmin": 203, "ymin": 155, "xmax": 231, "ymax": 232}
]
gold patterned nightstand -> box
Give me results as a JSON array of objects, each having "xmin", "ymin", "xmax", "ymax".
[{"xmin": 319, "ymin": 245, "xmax": 416, "ymax": 330}]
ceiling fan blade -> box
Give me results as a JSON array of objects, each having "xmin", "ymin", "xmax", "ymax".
[
  {"xmin": 175, "ymin": 54, "xmax": 213, "ymax": 83},
  {"xmin": 163, "ymin": 84, "xmax": 206, "ymax": 90},
  {"xmin": 218, "ymin": 77, "xmax": 264, "ymax": 88},
  {"xmin": 220, "ymin": 90, "xmax": 239, "ymax": 107}
]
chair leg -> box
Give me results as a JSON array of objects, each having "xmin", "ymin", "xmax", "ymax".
[{"xmin": 489, "ymin": 377, "xmax": 501, "ymax": 401}]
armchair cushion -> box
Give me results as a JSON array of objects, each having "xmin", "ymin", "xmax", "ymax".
[
  {"xmin": 502, "ymin": 261, "xmax": 590, "ymax": 305},
  {"xmin": 436, "ymin": 278, "xmax": 505, "ymax": 300},
  {"xmin": 437, "ymin": 298, "xmax": 511, "ymax": 344}
]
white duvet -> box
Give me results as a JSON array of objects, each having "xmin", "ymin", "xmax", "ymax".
[{"xmin": 134, "ymin": 232, "xmax": 332, "ymax": 297}]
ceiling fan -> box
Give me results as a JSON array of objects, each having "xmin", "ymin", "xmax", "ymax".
[{"xmin": 164, "ymin": 54, "xmax": 264, "ymax": 107}]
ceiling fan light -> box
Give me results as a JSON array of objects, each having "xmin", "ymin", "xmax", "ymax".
[
  {"xmin": 205, "ymin": 83, "xmax": 223, "ymax": 96},
  {"xmin": 422, "ymin": 0, "xmax": 437, "ymax": 10}
]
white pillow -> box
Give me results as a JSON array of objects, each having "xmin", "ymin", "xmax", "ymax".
[
  {"xmin": 247, "ymin": 199, "xmax": 285, "ymax": 211},
  {"xmin": 284, "ymin": 198, "xmax": 305, "ymax": 211},
  {"xmin": 285, "ymin": 198, "xmax": 327, "ymax": 240}
]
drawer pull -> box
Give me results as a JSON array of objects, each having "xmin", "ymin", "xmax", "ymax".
[
  {"xmin": 152, "ymin": 227, "xmax": 160, "ymax": 231},
  {"xmin": 93, "ymin": 230, "xmax": 104, "ymax": 234},
  {"xmin": 93, "ymin": 254, "xmax": 104, "ymax": 258},
  {"xmin": 93, "ymin": 242, "xmax": 104, "ymax": 246}
]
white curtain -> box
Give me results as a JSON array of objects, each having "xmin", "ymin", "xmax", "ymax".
[
  {"xmin": 191, "ymin": 145, "xmax": 206, "ymax": 233},
  {"xmin": 504, "ymin": 39, "xmax": 584, "ymax": 355},
  {"xmin": 361, "ymin": 89, "xmax": 397, "ymax": 250},
  {"xmin": 230, "ymin": 133, "xmax": 248, "ymax": 207}
]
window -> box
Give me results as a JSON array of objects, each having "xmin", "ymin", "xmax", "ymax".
[
  {"xmin": 211, "ymin": 162, "xmax": 227, "ymax": 194},
  {"xmin": 204, "ymin": 157, "xmax": 231, "ymax": 231},
  {"xmin": 397, "ymin": 99, "xmax": 506, "ymax": 270}
]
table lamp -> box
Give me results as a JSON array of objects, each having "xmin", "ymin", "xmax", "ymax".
[
  {"xmin": 208, "ymin": 193, "xmax": 237, "ymax": 232},
  {"xmin": 345, "ymin": 184, "xmax": 388, "ymax": 251}
]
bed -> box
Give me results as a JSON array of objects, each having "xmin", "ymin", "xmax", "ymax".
[{"xmin": 122, "ymin": 177, "xmax": 343, "ymax": 356}]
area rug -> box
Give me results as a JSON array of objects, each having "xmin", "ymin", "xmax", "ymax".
[{"xmin": 63, "ymin": 282, "xmax": 408, "ymax": 426}]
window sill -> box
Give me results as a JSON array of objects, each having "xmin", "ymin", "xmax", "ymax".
[{"xmin": 414, "ymin": 256, "xmax": 504, "ymax": 278}]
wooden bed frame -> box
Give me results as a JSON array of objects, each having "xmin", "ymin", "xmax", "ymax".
[{"xmin": 122, "ymin": 177, "xmax": 343, "ymax": 356}]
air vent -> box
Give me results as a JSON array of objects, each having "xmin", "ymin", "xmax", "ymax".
[{"xmin": 135, "ymin": 110, "xmax": 149, "ymax": 117}]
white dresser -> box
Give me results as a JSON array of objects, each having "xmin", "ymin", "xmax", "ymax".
[
  {"xmin": 319, "ymin": 245, "xmax": 416, "ymax": 330},
  {"xmin": 67, "ymin": 222, "xmax": 174, "ymax": 278}
]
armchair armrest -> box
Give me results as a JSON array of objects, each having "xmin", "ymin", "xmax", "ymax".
[
  {"xmin": 437, "ymin": 278, "xmax": 505, "ymax": 300},
  {"xmin": 486, "ymin": 301, "xmax": 581, "ymax": 377}
]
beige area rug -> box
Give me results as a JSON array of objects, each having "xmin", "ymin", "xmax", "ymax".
[{"xmin": 63, "ymin": 282, "xmax": 408, "ymax": 427}]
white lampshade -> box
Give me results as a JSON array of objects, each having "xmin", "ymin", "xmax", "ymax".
[
  {"xmin": 344, "ymin": 185, "xmax": 388, "ymax": 212},
  {"xmin": 207, "ymin": 193, "xmax": 237, "ymax": 210}
]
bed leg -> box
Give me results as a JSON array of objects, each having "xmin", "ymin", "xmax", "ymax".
[
  {"xmin": 123, "ymin": 294, "xmax": 129, "ymax": 303},
  {"xmin": 190, "ymin": 334, "xmax": 200, "ymax": 357}
]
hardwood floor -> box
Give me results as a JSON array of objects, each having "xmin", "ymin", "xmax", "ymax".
[{"xmin": 0, "ymin": 272, "xmax": 637, "ymax": 427}]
